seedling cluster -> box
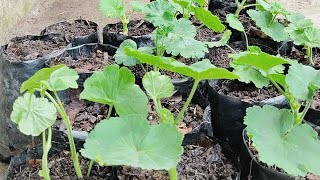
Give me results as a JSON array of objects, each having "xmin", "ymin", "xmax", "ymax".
[{"xmin": 9, "ymin": 0, "xmax": 320, "ymax": 179}]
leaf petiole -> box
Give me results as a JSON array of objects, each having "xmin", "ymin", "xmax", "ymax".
[
  {"xmin": 45, "ymin": 91, "xmax": 83, "ymax": 178},
  {"xmin": 174, "ymin": 79, "xmax": 200, "ymax": 125},
  {"xmin": 169, "ymin": 167, "xmax": 178, "ymax": 180},
  {"xmin": 40, "ymin": 128, "xmax": 51, "ymax": 180}
]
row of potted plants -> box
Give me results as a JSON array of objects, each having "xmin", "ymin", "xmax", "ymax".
[{"xmin": 1, "ymin": 0, "xmax": 320, "ymax": 179}]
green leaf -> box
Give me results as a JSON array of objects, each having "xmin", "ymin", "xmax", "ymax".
[
  {"xmin": 256, "ymin": 0, "xmax": 289, "ymax": 15},
  {"xmin": 20, "ymin": 65, "xmax": 78, "ymax": 93},
  {"xmin": 247, "ymin": 9, "xmax": 289, "ymax": 42},
  {"xmin": 143, "ymin": 71, "xmax": 174, "ymax": 100},
  {"xmin": 226, "ymin": 14, "xmax": 244, "ymax": 32},
  {"xmin": 287, "ymin": 27, "xmax": 320, "ymax": 48},
  {"xmin": 114, "ymin": 39, "xmax": 139, "ymax": 66},
  {"xmin": 159, "ymin": 108, "xmax": 175, "ymax": 124},
  {"xmin": 100, "ymin": 0, "xmax": 125, "ymax": 18},
  {"xmin": 125, "ymin": 48, "xmax": 238, "ymax": 81},
  {"xmin": 231, "ymin": 51, "xmax": 289, "ymax": 73},
  {"xmin": 48, "ymin": 66, "xmax": 79, "ymax": 91},
  {"xmin": 145, "ymin": 0, "xmax": 176, "ymax": 27},
  {"xmin": 80, "ymin": 65, "xmax": 148, "ymax": 117},
  {"xmin": 163, "ymin": 19, "xmax": 208, "ymax": 58},
  {"xmin": 286, "ymin": 63, "xmax": 320, "ymax": 101},
  {"xmin": 231, "ymin": 63, "xmax": 270, "ymax": 88},
  {"xmin": 20, "ymin": 65, "xmax": 65, "ymax": 93},
  {"xmin": 130, "ymin": 1, "xmax": 145, "ymax": 12},
  {"xmin": 10, "ymin": 93, "xmax": 57, "ymax": 136},
  {"xmin": 206, "ymin": 30, "xmax": 231, "ymax": 48},
  {"xmin": 245, "ymin": 105, "xmax": 320, "ymax": 176},
  {"xmin": 193, "ymin": 7, "xmax": 224, "ymax": 33},
  {"xmin": 286, "ymin": 13, "xmax": 306, "ymax": 23},
  {"xmin": 81, "ymin": 115, "xmax": 183, "ymax": 170}
]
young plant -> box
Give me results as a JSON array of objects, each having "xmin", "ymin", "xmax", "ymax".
[
  {"xmin": 125, "ymin": 47, "xmax": 239, "ymax": 124},
  {"xmin": 247, "ymin": 0, "xmax": 290, "ymax": 42},
  {"xmin": 285, "ymin": 13, "xmax": 320, "ymax": 65},
  {"xmin": 11, "ymin": 93, "xmax": 56, "ymax": 180},
  {"xmin": 135, "ymin": 0, "xmax": 224, "ymax": 59},
  {"xmin": 79, "ymin": 64, "xmax": 184, "ymax": 180},
  {"xmin": 100, "ymin": 0, "xmax": 138, "ymax": 35},
  {"xmin": 11, "ymin": 65, "xmax": 82, "ymax": 179},
  {"xmin": 233, "ymin": 50, "xmax": 320, "ymax": 177}
]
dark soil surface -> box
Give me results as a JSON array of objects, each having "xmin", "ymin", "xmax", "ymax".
[
  {"xmin": 285, "ymin": 47, "xmax": 320, "ymax": 67},
  {"xmin": 312, "ymin": 91, "xmax": 320, "ymax": 111},
  {"xmin": 41, "ymin": 20, "xmax": 97, "ymax": 42},
  {"xmin": 54, "ymin": 89, "xmax": 109, "ymax": 132},
  {"xmin": 5, "ymin": 35, "xmax": 67, "ymax": 61},
  {"xmin": 9, "ymin": 137, "xmax": 238, "ymax": 180},
  {"xmin": 208, "ymin": 41, "xmax": 246, "ymax": 68},
  {"xmin": 148, "ymin": 95, "xmax": 205, "ymax": 133},
  {"xmin": 195, "ymin": 26, "xmax": 218, "ymax": 41},
  {"xmin": 212, "ymin": 80, "xmax": 280, "ymax": 103},
  {"xmin": 47, "ymin": 47, "xmax": 115, "ymax": 74},
  {"xmin": 106, "ymin": 20, "xmax": 154, "ymax": 36},
  {"xmin": 55, "ymin": 88, "xmax": 205, "ymax": 133}
]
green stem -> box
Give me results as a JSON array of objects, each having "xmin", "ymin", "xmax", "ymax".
[
  {"xmin": 306, "ymin": 46, "xmax": 314, "ymax": 65},
  {"xmin": 174, "ymin": 79, "xmax": 200, "ymax": 125},
  {"xmin": 41, "ymin": 129, "xmax": 51, "ymax": 180},
  {"xmin": 243, "ymin": 4, "xmax": 259, "ymax": 8},
  {"xmin": 87, "ymin": 160, "xmax": 94, "ymax": 177},
  {"xmin": 225, "ymin": 44, "xmax": 238, "ymax": 54},
  {"xmin": 243, "ymin": 31, "xmax": 249, "ymax": 50},
  {"xmin": 121, "ymin": 16, "xmax": 129, "ymax": 36},
  {"xmin": 168, "ymin": 167, "xmax": 178, "ymax": 180},
  {"xmin": 235, "ymin": 0, "xmax": 247, "ymax": 17},
  {"xmin": 45, "ymin": 92, "xmax": 83, "ymax": 178},
  {"xmin": 267, "ymin": 75, "xmax": 301, "ymax": 124},
  {"xmin": 106, "ymin": 105, "xmax": 114, "ymax": 120},
  {"xmin": 300, "ymin": 100, "xmax": 313, "ymax": 122}
]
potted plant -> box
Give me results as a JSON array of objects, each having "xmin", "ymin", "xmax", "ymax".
[{"xmin": 231, "ymin": 48, "xmax": 320, "ymax": 179}]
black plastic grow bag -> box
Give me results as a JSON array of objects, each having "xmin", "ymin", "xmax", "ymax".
[
  {"xmin": 207, "ymin": 80, "xmax": 289, "ymax": 156},
  {"xmin": 40, "ymin": 19, "xmax": 99, "ymax": 47},
  {"xmin": 239, "ymin": 129, "xmax": 296, "ymax": 180},
  {"xmin": 103, "ymin": 20, "xmax": 154, "ymax": 47},
  {"xmin": 0, "ymin": 34, "xmax": 69, "ymax": 161}
]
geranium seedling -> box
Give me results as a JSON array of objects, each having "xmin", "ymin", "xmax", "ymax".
[
  {"xmin": 12, "ymin": 65, "xmax": 83, "ymax": 179},
  {"xmin": 233, "ymin": 50, "xmax": 320, "ymax": 177}
]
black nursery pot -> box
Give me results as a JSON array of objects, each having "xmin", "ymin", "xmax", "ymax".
[
  {"xmin": 239, "ymin": 129, "xmax": 295, "ymax": 180},
  {"xmin": 0, "ymin": 34, "xmax": 69, "ymax": 161},
  {"xmin": 103, "ymin": 19, "xmax": 154, "ymax": 47},
  {"xmin": 206, "ymin": 80, "xmax": 289, "ymax": 156},
  {"xmin": 40, "ymin": 19, "xmax": 99, "ymax": 47}
]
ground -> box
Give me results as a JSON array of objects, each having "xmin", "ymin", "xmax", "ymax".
[{"xmin": 0, "ymin": 0, "xmax": 320, "ymax": 178}]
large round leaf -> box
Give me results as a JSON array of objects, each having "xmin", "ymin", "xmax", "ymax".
[
  {"xmin": 245, "ymin": 105, "xmax": 320, "ymax": 176},
  {"xmin": 81, "ymin": 115, "xmax": 183, "ymax": 170},
  {"xmin": 10, "ymin": 93, "xmax": 57, "ymax": 136},
  {"xmin": 80, "ymin": 65, "xmax": 148, "ymax": 117}
]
